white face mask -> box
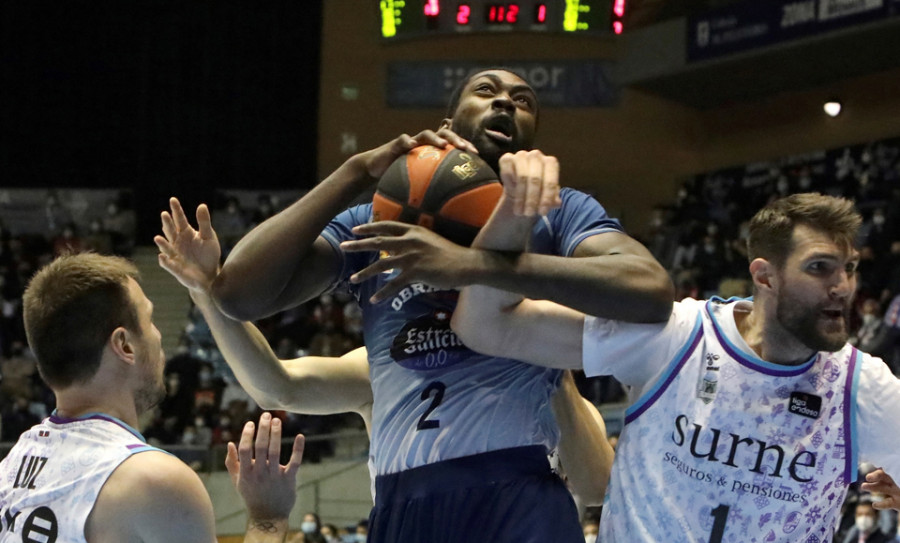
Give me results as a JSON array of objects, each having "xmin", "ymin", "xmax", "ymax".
[
  {"xmin": 300, "ymin": 521, "xmax": 317, "ymax": 534},
  {"xmin": 856, "ymin": 515, "xmax": 876, "ymax": 533},
  {"xmin": 584, "ymin": 535, "xmax": 597, "ymax": 543}
]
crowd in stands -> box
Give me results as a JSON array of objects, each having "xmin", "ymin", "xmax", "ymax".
[
  {"xmin": 0, "ymin": 190, "xmax": 138, "ymax": 445},
  {"xmin": 2, "ymin": 137, "xmax": 900, "ymax": 540}
]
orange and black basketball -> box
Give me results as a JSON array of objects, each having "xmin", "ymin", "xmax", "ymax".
[{"xmin": 372, "ymin": 145, "xmax": 502, "ymax": 246}]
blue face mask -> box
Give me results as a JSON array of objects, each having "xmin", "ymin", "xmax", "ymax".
[{"xmin": 301, "ymin": 521, "xmax": 317, "ymax": 534}]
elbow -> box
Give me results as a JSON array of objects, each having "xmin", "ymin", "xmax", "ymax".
[
  {"xmin": 635, "ymin": 267, "xmax": 676, "ymax": 323},
  {"xmin": 451, "ymin": 312, "xmax": 502, "ymax": 357},
  {"xmin": 211, "ymin": 271, "xmax": 265, "ymax": 322}
]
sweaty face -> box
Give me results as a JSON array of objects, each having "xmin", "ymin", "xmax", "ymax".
[
  {"xmin": 773, "ymin": 225, "xmax": 858, "ymax": 353},
  {"xmin": 447, "ymin": 70, "xmax": 538, "ymax": 172},
  {"xmin": 126, "ymin": 279, "xmax": 167, "ymax": 413}
]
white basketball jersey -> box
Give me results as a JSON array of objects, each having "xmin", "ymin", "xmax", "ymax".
[
  {"xmin": 0, "ymin": 412, "xmax": 159, "ymax": 543},
  {"xmin": 583, "ymin": 297, "xmax": 900, "ymax": 543}
]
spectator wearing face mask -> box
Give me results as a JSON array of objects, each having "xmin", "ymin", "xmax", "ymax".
[
  {"xmin": 842, "ymin": 501, "xmax": 891, "ymax": 543},
  {"xmin": 320, "ymin": 523, "xmax": 340, "ymax": 543},
  {"xmin": 300, "ymin": 512, "xmax": 327, "ymax": 543}
]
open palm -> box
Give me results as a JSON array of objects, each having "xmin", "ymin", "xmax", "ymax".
[{"xmin": 155, "ymin": 197, "xmax": 221, "ymax": 293}]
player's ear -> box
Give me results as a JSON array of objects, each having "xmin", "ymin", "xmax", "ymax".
[
  {"xmin": 439, "ymin": 118, "xmax": 452, "ymax": 130},
  {"xmin": 109, "ymin": 326, "xmax": 137, "ymax": 367},
  {"xmin": 749, "ymin": 258, "xmax": 776, "ymax": 293}
]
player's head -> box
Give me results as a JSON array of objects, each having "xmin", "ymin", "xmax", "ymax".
[
  {"xmin": 23, "ymin": 253, "xmax": 166, "ymax": 410},
  {"xmin": 747, "ymin": 193, "xmax": 860, "ymax": 269},
  {"xmin": 747, "ymin": 193, "xmax": 861, "ymax": 352},
  {"xmin": 442, "ymin": 68, "xmax": 539, "ymax": 172}
]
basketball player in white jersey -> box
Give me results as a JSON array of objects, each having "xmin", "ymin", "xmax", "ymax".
[
  {"xmin": 453, "ymin": 189, "xmax": 900, "ymax": 542},
  {"xmin": 153, "ymin": 196, "xmax": 614, "ymax": 506},
  {"xmin": 0, "ymin": 253, "xmax": 304, "ymax": 543}
]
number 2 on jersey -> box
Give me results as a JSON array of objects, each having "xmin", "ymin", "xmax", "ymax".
[{"xmin": 416, "ymin": 381, "xmax": 446, "ymax": 430}]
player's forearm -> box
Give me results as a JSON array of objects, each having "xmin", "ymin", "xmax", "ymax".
[
  {"xmin": 213, "ymin": 157, "xmax": 372, "ymax": 320},
  {"xmin": 243, "ymin": 517, "xmax": 290, "ymax": 543},
  {"xmin": 465, "ymin": 249, "xmax": 672, "ymax": 323},
  {"xmin": 190, "ymin": 292, "xmax": 299, "ymax": 410},
  {"xmin": 554, "ymin": 388, "xmax": 613, "ymax": 505}
]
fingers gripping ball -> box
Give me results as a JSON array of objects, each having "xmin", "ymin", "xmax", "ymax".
[{"xmin": 372, "ymin": 145, "xmax": 502, "ymax": 246}]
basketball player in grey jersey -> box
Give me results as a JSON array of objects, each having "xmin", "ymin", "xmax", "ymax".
[{"xmin": 154, "ymin": 196, "xmax": 615, "ymax": 506}]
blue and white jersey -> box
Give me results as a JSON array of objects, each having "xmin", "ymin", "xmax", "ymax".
[
  {"xmin": 323, "ymin": 188, "xmax": 623, "ymax": 476},
  {"xmin": 583, "ymin": 297, "xmax": 900, "ymax": 543},
  {"xmin": 0, "ymin": 412, "xmax": 159, "ymax": 543}
]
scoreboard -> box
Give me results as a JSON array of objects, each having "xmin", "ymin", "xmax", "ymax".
[{"xmin": 379, "ymin": 0, "xmax": 625, "ymax": 39}]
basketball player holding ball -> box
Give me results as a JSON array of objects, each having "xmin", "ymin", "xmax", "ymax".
[{"xmin": 213, "ymin": 69, "xmax": 673, "ymax": 543}]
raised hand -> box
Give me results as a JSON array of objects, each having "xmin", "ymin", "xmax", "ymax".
[
  {"xmin": 340, "ymin": 221, "xmax": 475, "ymax": 304},
  {"xmin": 355, "ymin": 128, "xmax": 478, "ymax": 181},
  {"xmin": 498, "ymin": 150, "xmax": 562, "ymax": 217},
  {"xmin": 226, "ymin": 412, "xmax": 305, "ymax": 524},
  {"xmin": 154, "ymin": 197, "xmax": 222, "ymax": 294}
]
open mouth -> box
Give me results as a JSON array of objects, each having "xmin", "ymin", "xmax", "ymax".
[
  {"xmin": 483, "ymin": 115, "xmax": 515, "ymax": 145},
  {"xmin": 821, "ymin": 308, "xmax": 844, "ymax": 320}
]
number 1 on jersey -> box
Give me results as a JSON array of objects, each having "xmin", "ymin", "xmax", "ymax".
[{"xmin": 708, "ymin": 504, "xmax": 729, "ymax": 543}]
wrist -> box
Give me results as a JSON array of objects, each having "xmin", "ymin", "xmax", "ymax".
[
  {"xmin": 189, "ymin": 288, "xmax": 216, "ymax": 307},
  {"xmin": 343, "ymin": 153, "xmax": 381, "ymax": 190},
  {"xmin": 246, "ymin": 516, "xmax": 289, "ymax": 535}
]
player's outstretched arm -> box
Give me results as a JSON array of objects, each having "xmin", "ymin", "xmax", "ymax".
[
  {"xmin": 227, "ymin": 413, "xmax": 305, "ymax": 543},
  {"xmin": 553, "ymin": 371, "xmax": 614, "ymax": 505},
  {"xmin": 861, "ymin": 469, "xmax": 900, "ymax": 511},
  {"xmin": 212, "ymin": 130, "xmax": 478, "ymax": 321},
  {"xmin": 156, "ymin": 198, "xmax": 373, "ymax": 419}
]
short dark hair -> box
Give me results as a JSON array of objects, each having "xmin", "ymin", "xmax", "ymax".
[
  {"xmin": 445, "ymin": 67, "xmax": 538, "ymax": 119},
  {"xmin": 23, "ymin": 252, "xmax": 141, "ymax": 389},
  {"xmin": 747, "ymin": 193, "xmax": 861, "ymax": 267}
]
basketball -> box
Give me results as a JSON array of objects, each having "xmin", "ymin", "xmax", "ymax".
[{"xmin": 372, "ymin": 145, "xmax": 503, "ymax": 246}]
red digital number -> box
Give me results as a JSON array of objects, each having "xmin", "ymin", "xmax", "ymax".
[
  {"xmin": 507, "ymin": 4, "xmax": 518, "ymax": 22},
  {"xmin": 535, "ymin": 3, "xmax": 547, "ymax": 23},
  {"xmin": 457, "ymin": 4, "xmax": 471, "ymax": 24},
  {"xmin": 424, "ymin": 0, "xmax": 440, "ymax": 16},
  {"xmin": 488, "ymin": 3, "xmax": 518, "ymax": 23}
]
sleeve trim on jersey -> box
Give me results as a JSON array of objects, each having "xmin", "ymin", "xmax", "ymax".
[
  {"xmin": 564, "ymin": 227, "xmax": 625, "ymax": 257},
  {"xmin": 624, "ymin": 313, "xmax": 703, "ymax": 425},
  {"xmin": 705, "ymin": 299, "xmax": 816, "ymax": 377},
  {"xmin": 127, "ymin": 444, "xmax": 167, "ymax": 455},
  {"xmin": 319, "ymin": 230, "xmax": 350, "ymax": 292},
  {"xmin": 844, "ymin": 347, "xmax": 861, "ymax": 484}
]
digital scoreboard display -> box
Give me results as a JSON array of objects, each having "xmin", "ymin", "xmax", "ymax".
[{"xmin": 379, "ymin": 1, "xmax": 625, "ymax": 39}]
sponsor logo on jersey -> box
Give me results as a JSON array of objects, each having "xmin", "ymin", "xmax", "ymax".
[
  {"xmin": 388, "ymin": 282, "xmax": 446, "ymax": 311},
  {"xmin": 788, "ymin": 392, "xmax": 821, "ymax": 419},
  {"xmin": 672, "ymin": 414, "xmax": 817, "ymax": 483},
  {"xmin": 390, "ymin": 309, "xmax": 472, "ymax": 370},
  {"xmin": 697, "ymin": 352, "xmax": 720, "ymax": 404}
]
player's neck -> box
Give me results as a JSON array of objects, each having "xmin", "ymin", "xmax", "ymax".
[
  {"xmin": 736, "ymin": 306, "xmax": 816, "ymax": 366},
  {"xmin": 55, "ymin": 388, "xmax": 140, "ymax": 428}
]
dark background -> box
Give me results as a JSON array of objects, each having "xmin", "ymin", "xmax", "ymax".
[{"xmin": 0, "ymin": 0, "xmax": 323, "ymax": 239}]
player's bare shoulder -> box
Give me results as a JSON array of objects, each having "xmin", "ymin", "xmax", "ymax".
[{"xmin": 86, "ymin": 450, "xmax": 215, "ymax": 543}]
